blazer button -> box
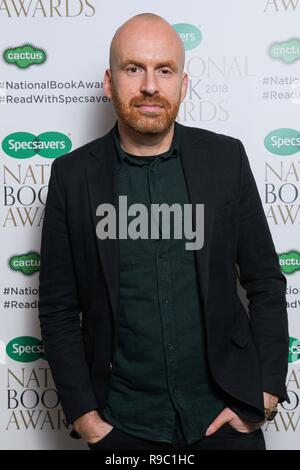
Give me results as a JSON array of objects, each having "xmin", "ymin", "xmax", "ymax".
[{"xmin": 109, "ymin": 362, "xmax": 113, "ymax": 369}]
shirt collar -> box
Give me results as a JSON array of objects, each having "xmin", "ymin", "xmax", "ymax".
[{"xmin": 113, "ymin": 120, "xmax": 179, "ymax": 170}]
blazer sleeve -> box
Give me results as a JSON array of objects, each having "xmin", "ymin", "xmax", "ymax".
[
  {"xmin": 236, "ymin": 139, "xmax": 289, "ymax": 403},
  {"xmin": 38, "ymin": 158, "xmax": 98, "ymax": 426}
]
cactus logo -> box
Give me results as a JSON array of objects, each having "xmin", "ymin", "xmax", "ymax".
[
  {"xmin": 2, "ymin": 132, "xmax": 72, "ymax": 159},
  {"xmin": 3, "ymin": 44, "xmax": 46, "ymax": 69},
  {"xmin": 9, "ymin": 252, "xmax": 40, "ymax": 275},
  {"xmin": 289, "ymin": 337, "xmax": 300, "ymax": 364},
  {"xmin": 264, "ymin": 128, "xmax": 300, "ymax": 156},
  {"xmin": 269, "ymin": 38, "xmax": 300, "ymax": 64},
  {"xmin": 279, "ymin": 250, "xmax": 300, "ymax": 275},
  {"xmin": 6, "ymin": 337, "xmax": 46, "ymax": 363},
  {"xmin": 172, "ymin": 23, "xmax": 202, "ymax": 51}
]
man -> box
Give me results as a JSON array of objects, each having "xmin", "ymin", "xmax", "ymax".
[{"xmin": 38, "ymin": 13, "xmax": 289, "ymax": 450}]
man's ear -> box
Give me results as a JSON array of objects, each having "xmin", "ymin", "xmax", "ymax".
[
  {"xmin": 103, "ymin": 69, "xmax": 112, "ymax": 99},
  {"xmin": 180, "ymin": 72, "xmax": 189, "ymax": 103}
]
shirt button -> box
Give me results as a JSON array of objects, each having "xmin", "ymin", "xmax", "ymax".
[
  {"xmin": 164, "ymin": 298, "xmax": 169, "ymax": 304},
  {"xmin": 168, "ymin": 343, "xmax": 174, "ymax": 350}
]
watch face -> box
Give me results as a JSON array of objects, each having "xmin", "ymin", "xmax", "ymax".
[{"xmin": 266, "ymin": 409, "xmax": 278, "ymax": 421}]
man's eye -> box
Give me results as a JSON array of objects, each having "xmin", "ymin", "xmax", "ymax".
[
  {"xmin": 159, "ymin": 69, "xmax": 172, "ymax": 75},
  {"xmin": 127, "ymin": 66, "xmax": 139, "ymax": 73}
]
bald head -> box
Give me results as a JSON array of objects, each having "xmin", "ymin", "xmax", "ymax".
[
  {"xmin": 109, "ymin": 13, "xmax": 185, "ymax": 73},
  {"xmin": 104, "ymin": 13, "xmax": 188, "ymax": 137}
]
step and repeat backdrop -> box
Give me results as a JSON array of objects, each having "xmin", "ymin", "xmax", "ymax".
[{"xmin": 0, "ymin": 0, "xmax": 299, "ymax": 450}]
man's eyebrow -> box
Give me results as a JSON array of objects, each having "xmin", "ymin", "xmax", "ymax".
[{"xmin": 119, "ymin": 59, "xmax": 178, "ymax": 71}]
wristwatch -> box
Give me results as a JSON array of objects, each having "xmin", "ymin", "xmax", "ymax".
[{"xmin": 264, "ymin": 404, "xmax": 278, "ymax": 421}]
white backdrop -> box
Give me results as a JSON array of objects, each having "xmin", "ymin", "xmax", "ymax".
[{"xmin": 0, "ymin": 0, "xmax": 299, "ymax": 450}]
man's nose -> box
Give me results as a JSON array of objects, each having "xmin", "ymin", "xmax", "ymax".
[{"xmin": 140, "ymin": 70, "xmax": 160, "ymax": 96}]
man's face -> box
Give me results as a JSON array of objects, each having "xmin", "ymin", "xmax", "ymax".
[{"xmin": 104, "ymin": 20, "xmax": 188, "ymax": 135}]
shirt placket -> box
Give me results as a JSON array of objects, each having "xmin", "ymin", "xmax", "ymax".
[{"xmin": 148, "ymin": 158, "xmax": 182, "ymax": 418}]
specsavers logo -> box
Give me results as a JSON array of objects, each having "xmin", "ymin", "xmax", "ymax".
[
  {"xmin": 279, "ymin": 250, "xmax": 300, "ymax": 275},
  {"xmin": 172, "ymin": 23, "xmax": 202, "ymax": 51},
  {"xmin": 269, "ymin": 38, "xmax": 300, "ymax": 64},
  {"xmin": 3, "ymin": 44, "xmax": 46, "ymax": 68},
  {"xmin": 0, "ymin": 337, "xmax": 46, "ymax": 364},
  {"xmin": 2, "ymin": 132, "xmax": 72, "ymax": 159},
  {"xmin": 264, "ymin": 128, "xmax": 300, "ymax": 156},
  {"xmin": 289, "ymin": 337, "xmax": 300, "ymax": 364},
  {"xmin": 9, "ymin": 252, "xmax": 40, "ymax": 275},
  {"xmin": 6, "ymin": 337, "xmax": 46, "ymax": 362}
]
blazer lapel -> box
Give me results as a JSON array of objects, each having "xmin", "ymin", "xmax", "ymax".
[
  {"xmin": 85, "ymin": 131, "xmax": 120, "ymax": 326},
  {"xmin": 179, "ymin": 124, "xmax": 217, "ymax": 311}
]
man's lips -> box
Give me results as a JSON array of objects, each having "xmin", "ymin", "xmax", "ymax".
[{"xmin": 135, "ymin": 103, "xmax": 164, "ymax": 112}]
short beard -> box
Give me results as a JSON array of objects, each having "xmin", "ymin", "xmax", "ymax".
[{"xmin": 110, "ymin": 83, "xmax": 180, "ymax": 135}]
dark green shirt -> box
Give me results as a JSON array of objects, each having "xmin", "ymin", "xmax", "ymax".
[{"xmin": 102, "ymin": 122, "xmax": 227, "ymax": 444}]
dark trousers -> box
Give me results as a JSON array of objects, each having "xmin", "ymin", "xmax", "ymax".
[{"xmin": 88, "ymin": 414, "xmax": 266, "ymax": 451}]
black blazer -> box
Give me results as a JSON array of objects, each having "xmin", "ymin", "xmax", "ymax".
[{"xmin": 38, "ymin": 123, "xmax": 289, "ymax": 427}]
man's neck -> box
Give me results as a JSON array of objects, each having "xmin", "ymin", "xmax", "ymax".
[{"xmin": 117, "ymin": 120, "xmax": 174, "ymax": 156}]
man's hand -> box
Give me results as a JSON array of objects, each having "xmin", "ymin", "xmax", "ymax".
[
  {"xmin": 205, "ymin": 392, "xmax": 279, "ymax": 436},
  {"xmin": 73, "ymin": 410, "xmax": 114, "ymax": 444},
  {"xmin": 205, "ymin": 407, "xmax": 264, "ymax": 436}
]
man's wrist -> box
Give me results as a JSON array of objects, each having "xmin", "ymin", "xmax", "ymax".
[
  {"xmin": 263, "ymin": 392, "xmax": 279, "ymax": 407},
  {"xmin": 73, "ymin": 410, "xmax": 101, "ymax": 434}
]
